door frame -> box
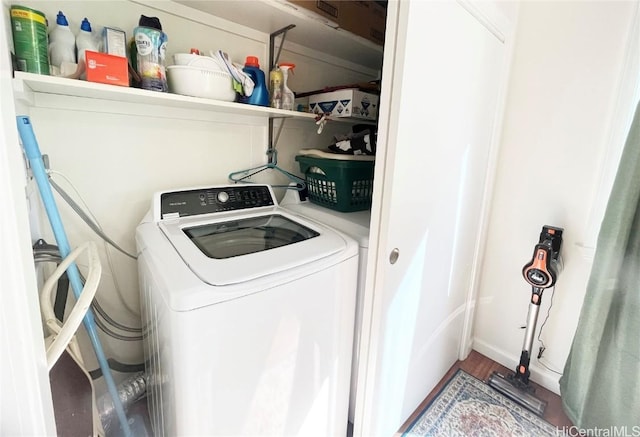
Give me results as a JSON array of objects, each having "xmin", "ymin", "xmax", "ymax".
[{"xmin": 0, "ymin": 11, "xmax": 57, "ymax": 434}]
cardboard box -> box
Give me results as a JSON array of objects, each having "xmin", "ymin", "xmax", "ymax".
[
  {"xmin": 340, "ymin": 1, "xmax": 387, "ymax": 45},
  {"xmin": 287, "ymin": 1, "xmax": 342, "ymax": 25},
  {"xmin": 85, "ymin": 51, "xmax": 129, "ymax": 87},
  {"xmin": 309, "ymin": 89, "xmax": 378, "ymax": 121},
  {"xmin": 102, "ymin": 27, "xmax": 127, "ymax": 57}
]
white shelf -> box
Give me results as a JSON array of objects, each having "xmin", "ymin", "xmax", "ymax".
[
  {"xmin": 174, "ymin": 0, "xmax": 384, "ymax": 71},
  {"xmin": 13, "ymin": 72, "xmax": 374, "ymax": 125},
  {"xmin": 13, "ymin": 71, "xmax": 319, "ymax": 120}
]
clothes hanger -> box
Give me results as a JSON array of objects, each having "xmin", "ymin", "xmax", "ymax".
[
  {"xmin": 228, "ymin": 117, "xmax": 306, "ymax": 191},
  {"xmin": 228, "ymin": 148, "xmax": 306, "ymax": 190}
]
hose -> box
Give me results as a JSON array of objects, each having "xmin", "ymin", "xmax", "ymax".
[
  {"xmin": 33, "ymin": 245, "xmax": 142, "ymax": 339},
  {"xmin": 48, "ymin": 171, "xmax": 141, "ymax": 317},
  {"xmin": 33, "ymin": 239, "xmax": 69, "ymax": 321},
  {"xmin": 97, "ymin": 372, "xmax": 147, "ymax": 436},
  {"xmin": 92, "ymin": 312, "xmax": 142, "ymax": 342},
  {"xmin": 89, "ymin": 359, "xmax": 145, "ymax": 380},
  {"xmin": 39, "ymin": 241, "xmax": 101, "ymax": 369},
  {"xmin": 49, "ymin": 177, "xmax": 137, "ymax": 260},
  {"xmin": 17, "ymin": 116, "xmax": 133, "ymax": 437}
]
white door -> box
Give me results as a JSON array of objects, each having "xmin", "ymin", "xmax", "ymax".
[{"xmin": 355, "ymin": 1, "xmax": 514, "ymax": 436}]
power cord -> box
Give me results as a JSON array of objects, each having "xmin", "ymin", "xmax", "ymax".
[
  {"xmin": 538, "ymin": 359, "xmax": 563, "ymax": 375},
  {"xmin": 536, "ymin": 285, "xmax": 555, "ymax": 357},
  {"xmin": 536, "ymin": 285, "xmax": 563, "ymax": 375}
]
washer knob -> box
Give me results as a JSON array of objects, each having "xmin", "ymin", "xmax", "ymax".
[{"xmin": 217, "ymin": 191, "xmax": 229, "ymax": 203}]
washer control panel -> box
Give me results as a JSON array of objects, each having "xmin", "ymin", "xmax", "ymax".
[{"xmin": 160, "ymin": 185, "xmax": 274, "ymax": 218}]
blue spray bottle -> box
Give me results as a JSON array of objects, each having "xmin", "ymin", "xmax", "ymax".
[{"xmin": 242, "ymin": 56, "xmax": 269, "ymax": 106}]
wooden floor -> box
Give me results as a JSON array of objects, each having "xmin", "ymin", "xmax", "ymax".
[{"xmin": 397, "ymin": 350, "xmax": 574, "ymax": 433}]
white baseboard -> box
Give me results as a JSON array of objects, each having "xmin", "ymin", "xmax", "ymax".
[{"xmin": 472, "ymin": 338, "xmax": 561, "ymax": 395}]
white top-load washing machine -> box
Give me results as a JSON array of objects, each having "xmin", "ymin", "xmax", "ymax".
[
  {"xmin": 281, "ymin": 190, "xmax": 370, "ymax": 425},
  {"xmin": 136, "ymin": 184, "xmax": 358, "ymax": 436}
]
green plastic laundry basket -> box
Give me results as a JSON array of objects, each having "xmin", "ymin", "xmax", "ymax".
[{"xmin": 295, "ymin": 154, "xmax": 375, "ymax": 212}]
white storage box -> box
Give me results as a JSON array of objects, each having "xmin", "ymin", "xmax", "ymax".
[{"xmin": 309, "ymin": 89, "xmax": 378, "ymax": 121}]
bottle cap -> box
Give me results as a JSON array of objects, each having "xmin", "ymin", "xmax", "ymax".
[
  {"xmin": 80, "ymin": 18, "xmax": 92, "ymax": 32},
  {"xmin": 279, "ymin": 62, "xmax": 295, "ymax": 74},
  {"xmin": 56, "ymin": 11, "xmax": 69, "ymax": 26},
  {"xmin": 245, "ymin": 56, "xmax": 260, "ymax": 67},
  {"xmin": 190, "ymin": 48, "xmax": 200, "ymax": 55}
]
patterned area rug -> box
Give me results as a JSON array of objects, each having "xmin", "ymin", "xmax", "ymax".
[{"xmin": 403, "ymin": 369, "xmax": 558, "ymax": 436}]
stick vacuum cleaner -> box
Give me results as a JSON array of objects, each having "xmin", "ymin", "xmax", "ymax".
[{"xmin": 487, "ymin": 225, "xmax": 563, "ymax": 416}]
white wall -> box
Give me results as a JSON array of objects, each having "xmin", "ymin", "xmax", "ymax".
[
  {"xmin": 8, "ymin": 0, "xmax": 377, "ymax": 385},
  {"xmin": 473, "ymin": 0, "xmax": 639, "ymax": 394}
]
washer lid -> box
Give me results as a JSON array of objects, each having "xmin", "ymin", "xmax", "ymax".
[{"xmin": 159, "ymin": 209, "xmax": 347, "ymax": 286}]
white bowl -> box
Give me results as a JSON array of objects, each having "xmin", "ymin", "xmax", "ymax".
[{"xmin": 167, "ymin": 65, "xmax": 236, "ymax": 101}]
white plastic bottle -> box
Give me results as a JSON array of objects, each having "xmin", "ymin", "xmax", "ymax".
[
  {"xmin": 279, "ymin": 63, "xmax": 295, "ymax": 110},
  {"xmin": 76, "ymin": 18, "xmax": 98, "ymax": 66},
  {"xmin": 48, "ymin": 11, "xmax": 76, "ymax": 70}
]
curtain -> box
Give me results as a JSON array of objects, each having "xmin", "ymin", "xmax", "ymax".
[{"xmin": 560, "ymin": 101, "xmax": 640, "ymax": 428}]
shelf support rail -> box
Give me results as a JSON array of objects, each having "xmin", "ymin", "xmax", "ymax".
[
  {"xmin": 269, "ymin": 24, "xmax": 296, "ymax": 71},
  {"xmin": 267, "ymin": 117, "xmax": 288, "ymax": 164},
  {"xmin": 268, "ymin": 25, "xmax": 296, "ymax": 163},
  {"xmin": 267, "ymin": 24, "xmax": 296, "ymax": 164}
]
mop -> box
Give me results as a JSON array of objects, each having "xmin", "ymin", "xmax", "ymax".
[
  {"xmin": 487, "ymin": 225, "xmax": 563, "ymax": 416},
  {"xmin": 16, "ymin": 116, "xmax": 132, "ymax": 437}
]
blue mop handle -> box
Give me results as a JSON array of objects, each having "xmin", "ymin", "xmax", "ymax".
[{"xmin": 16, "ymin": 116, "xmax": 133, "ymax": 437}]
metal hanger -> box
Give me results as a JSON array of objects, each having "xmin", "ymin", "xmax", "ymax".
[{"xmin": 228, "ymin": 148, "xmax": 306, "ymax": 190}]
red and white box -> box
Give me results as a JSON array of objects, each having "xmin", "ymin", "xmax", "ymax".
[{"xmin": 85, "ymin": 50, "xmax": 129, "ymax": 87}]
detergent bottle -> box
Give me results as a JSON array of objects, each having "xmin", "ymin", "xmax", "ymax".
[
  {"xmin": 279, "ymin": 62, "xmax": 295, "ymax": 110},
  {"xmin": 76, "ymin": 18, "xmax": 98, "ymax": 66},
  {"xmin": 76, "ymin": 18, "xmax": 98, "ymax": 79},
  {"xmin": 242, "ymin": 56, "xmax": 269, "ymax": 106},
  {"xmin": 48, "ymin": 11, "xmax": 76, "ymax": 70}
]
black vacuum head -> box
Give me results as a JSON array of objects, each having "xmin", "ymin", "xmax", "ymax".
[
  {"xmin": 539, "ymin": 225, "xmax": 563, "ymax": 259},
  {"xmin": 487, "ymin": 371, "xmax": 547, "ymax": 416}
]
